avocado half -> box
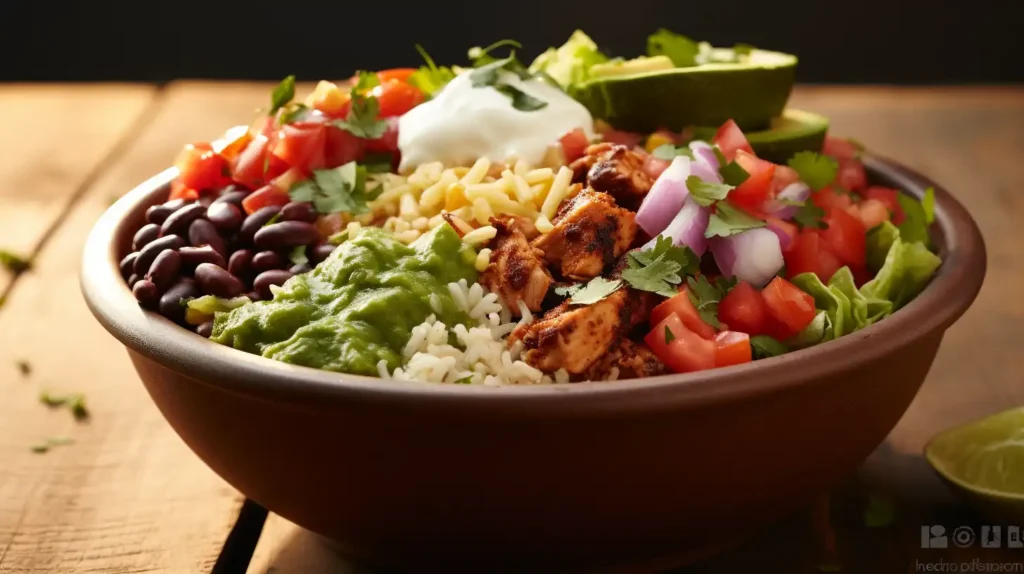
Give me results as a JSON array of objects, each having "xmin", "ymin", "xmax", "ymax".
[
  {"xmin": 745, "ymin": 109, "xmax": 829, "ymax": 163},
  {"xmin": 570, "ymin": 49, "xmax": 797, "ymax": 133}
]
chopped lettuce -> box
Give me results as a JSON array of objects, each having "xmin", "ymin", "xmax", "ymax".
[
  {"xmin": 866, "ymin": 221, "xmax": 900, "ymax": 273},
  {"xmin": 788, "ymin": 310, "xmax": 831, "ymax": 349},
  {"xmin": 861, "ymin": 239, "xmax": 941, "ymax": 309},
  {"xmin": 529, "ymin": 30, "xmax": 608, "ymax": 89}
]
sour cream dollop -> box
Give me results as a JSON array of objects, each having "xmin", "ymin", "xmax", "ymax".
[{"xmin": 398, "ymin": 70, "xmax": 594, "ymax": 172}]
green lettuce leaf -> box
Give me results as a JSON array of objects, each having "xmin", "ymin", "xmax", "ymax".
[
  {"xmin": 791, "ymin": 273, "xmax": 851, "ymax": 340},
  {"xmin": 529, "ymin": 30, "xmax": 608, "ymax": 89},
  {"xmin": 788, "ymin": 310, "xmax": 832, "ymax": 349},
  {"xmin": 860, "ymin": 237, "xmax": 941, "ymax": 310},
  {"xmin": 866, "ymin": 221, "xmax": 900, "ymax": 273}
]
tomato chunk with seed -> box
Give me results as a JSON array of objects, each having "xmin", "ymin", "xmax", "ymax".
[
  {"xmin": 783, "ymin": 229, "xmax": 843, "ymax": 284},
  {"xmin": 712, "ymin": 119, "xmax": 754, "ymax": 161},
  {"xmin": 372, "ymin": 79, "xmax": 425, "ymax": 118},
  {"xmin": 761, "ymin": 277, "xmax": 817, "ymax": 340},
  {"xmin": 729, "ymin": 150, "xmax": 776, "ymax": 212},
  {"xmin": 718, "ymin": 281, "xmax": 775, "ymax": 337},
  {"xmin": 175, "ymin": 142, "xmax": 229, "ymax": 191},
  {"xmin": 645, "ymin": 313, "xmax": 718, "ymax": 373},
  {"xmin": 649, "ymin": 289, "xmax": 716, "ymax": 340},
  {"xmin": 714, "ymin": 331, "xmax": 753, "ymax": 367},
  {"xmin": 820, "ymin": 206, "xmax": 867, "ymax": 268}
]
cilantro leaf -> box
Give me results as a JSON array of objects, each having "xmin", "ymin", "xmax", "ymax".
[
  {"xmin": 718, "ymin": 160, "xmax": 750, "ymax": 186},
  {"xmin": 332, "ymin": 96, "xmax": 388, "ymax": 140},
  {"xmin": 493, "ymin": 83, "xmax": 548, "ymax": 111},
  {"xmin": 652, "ymin": 144, "xmax": 694, "ymax": 161},
  {"xmin": 622, "ymin": 255, "xmax": 682, "ymax": 298},
  {"xmin": 686, "ymin": 275, "xmax": 732, "ymax": 328},
  {"xmin": 554, "ymin": 283, "xmax": 583, "ymax": 297},
  {"xmin": 468, "ymin": 50, "xmax": 551, "ymax": 111},
  {"xmin": 793, "ymin": 202, "xmax": 829, "ymax": 230},
  {"xmin": 289, "ymin": 246, "xmax": 308, "ymax": 267},
  {"xmin": 664, "ymin": 325, "xmax": 676, "ymax": 343},
  {"xmin": 896, "ymin": 191, "xmax": 932, "ymax": 246},
  {"xmin": 360, "ymin": 153, "xmax": 394, "ymax": 174},
  {"xmin": 30, "ymin": 436, "xmax": 74, "ymax": 454},
  {"xmin": 468, "ymin": 39, "xmax": 523, "ymax": 67},
  {"xmin": 750, "ymin": 335, "xmax": 788, "ymax": 360},
  {"xmin": 705, "ymin": 202, "xmax": 766, "ymax": 238},
  {"xmin": 647, "ymin": 28, "xmax": 699, "ymax": 67},
  {"xmin": 16, "ymin": 359, "xmax": 31, "ymax": 377},
  {"xmin": 629, "ymin": 235, "xmax": 700, "ymax": 275},
  {"xmin": 39, "ymin": 391, "xmax": 88, "ymax": 421},
  {"xmin": 787, "ymin": 151, "xmax": 838, "ymax": 191},
  {"xmin": 290, "ymin": 162, "xmax": 380, "ymax": 215},
  {"xmin": 685, "ymin": 176, "xmax": 732, "ymax": 207},
  {"xmin": 453, "ymin": 375, "xmax": 474, "ymax": 385},
  {"xmin": 0, "ymin": 249, "xmax": 31, "ymax": 275},
  {"xmin": 270, "ymin": 75, "xmax": 296, "ymax": 115},
  {"xmin": 408, "ymin": 45, "xmax": 456, "ymax": 97},
  {"xmin": 352, "ymin": 70, "xmax": 380, "ymax": 93},
  {"xmin": 569, "ymin": 277, "xmax": 622, "ymax": 305},
  {"xmin": 922, "ymin": 186, "xmax": 935, "ymax": 224},
  {"xmin": 277, "ymin": 102, "xmax": 310, "ymax": 125}
]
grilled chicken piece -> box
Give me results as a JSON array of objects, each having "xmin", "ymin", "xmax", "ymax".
[
  {"xmin": 480, "ymin": 217, "xmax": 552, "ymax": 315},
  {"xmin": 504, "ymin": 215, "xmax": 539, "ymax": 241},
  {"xmin": 518, "ymin": 287, "xmax": 633, "ymax": 374},
  {"xmin": 583, "ymin": 339, "xmax": 666, "ymax": 381},
  {"xmin": 531, "ymin": 189, "xmax": 637, "ymax": 280},
  {"xmin": 568, "ymin": 142, "xmax": 614, "ymax": 183},
  {"xmin": 568, "ymin": 143, "xmax": 653, "ymax": 210}
]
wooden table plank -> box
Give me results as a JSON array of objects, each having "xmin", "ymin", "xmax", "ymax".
[
  {"xmin": 246, "ymin": 86, "xmax": 1024, "ymax": 573},
  {"xmin": 0, "ymin": 85, "xmax": 156, "ymax": 294},
  {"xmin": 0, "ymin": 82, "xmax": 309, "ymax": 574}
]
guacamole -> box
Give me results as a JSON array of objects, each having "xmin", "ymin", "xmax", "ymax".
[{"xmin": 210, "ymin": 224, "xmax": 478, "ymax": 375}]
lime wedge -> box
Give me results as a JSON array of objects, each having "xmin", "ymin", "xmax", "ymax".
[{"xmin": 925, "ymin": 407, "xmax": 1024, "ymax": 520}]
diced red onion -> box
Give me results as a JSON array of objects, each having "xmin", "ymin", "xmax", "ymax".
[
  {"xmin": 689, "ymin": 157, "xmax": 721, "ymax": 184},
  {"xmin": 763, "ymin": 182, "xmax": 811, "ymax": 220},
  {"xmin": 765, "ymin": 219, "xmax": 796, "ymax": 250},
  {"xmin": 635, "ymin": 156, "xmax": 691, "ymax": 236},
  {"xmin": 709, "ymin": 228, "xmax": 784, "ymax": 287},
  {"xmin": 646, "ymin": 196, "xmax": 710, "ymax": 255},
  {"xmin": 689, "ymin": 140, "xmax": 720, "ymax": 170}
]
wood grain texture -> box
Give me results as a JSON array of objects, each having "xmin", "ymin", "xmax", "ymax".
[
  {"xmin": 0, "ymin": 85, "xmax": 155, "ymax": 293},
  {"xmin": 0, "ymin": 83, "xmax": 310, "ymax": 574},
  {"xmin": 245, "ymin": 87, "xmax": 1024, "ymax": 573}
]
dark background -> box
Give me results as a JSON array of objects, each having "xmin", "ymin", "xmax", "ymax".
[{"xmin": 3, "ymin": 0, "xmax": 1020, "ymax": 84}]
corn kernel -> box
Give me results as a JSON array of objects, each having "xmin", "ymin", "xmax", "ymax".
[
  {"xmin": 645, "ymin": 132, "xmax": 674, "ymax": 153},
  {"xmin": 308, "ymin": 81, "xmax": 350, "ymax": 116}
]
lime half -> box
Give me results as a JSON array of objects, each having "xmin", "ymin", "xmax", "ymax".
[{"xmin": 925, "ymin": 407, "xmax": 1024, "ymax": 520}]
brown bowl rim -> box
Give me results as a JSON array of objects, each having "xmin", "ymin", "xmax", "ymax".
[{"xmin": 80, "ymin": 131, "xmax": 986, "ymax": 417}]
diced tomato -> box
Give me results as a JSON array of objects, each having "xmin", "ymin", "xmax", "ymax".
[
  {"xmin": 270, "ymin": 167, "xmax": 307, "ymax": 193},
  {"xmin": 650, "ymin": 290, "xmax": 717, "ymax": 340},
  {"xmin": 644, "ymin": 313, "xmax": 718, "ymax": 374},
  {"xmin": 811, "ymin": 187, "xmax": 854, "ymax": 212},
  {"xmin": 836, "ymin": 159, "xmax": 867, "ymax": 192},
  {"xmin": 761, "ymin": 277, "xmax": 817, "ymax": 340},
  {"xmin": 376, "ymin": 68, "xmax": 417, "ymax": 83},
  {"xmin": 642, "ymin": 155, "xmax": 672, "ymax": 179},
  {"xmin": 250, "ymin": 115, "xmax": 277, "ymax": 139},
  {"xmin": 218, "ymin": 132, "xmax": 253, "ymax": 163},
  {"xmin": 863, "ymin": 186, "xmax": 905, "ymax": 225},
  {"xmin": 174, "ymin": 142, "xmax": 229, "ymax": 191},
  {"xmin": 559, "ymin": 128, "xmax": 590, "ymax": 163},
  {"xmin": 600, "ymin": 128, "xmax": 643, "ymax": 148},
  {"xmin": 820, "ymin": 206, "xmax": 867, "ymax": 268},
  {"xmin": 764, "ymin": 216, "xmax": 798, "ymax": 250},
  {"xmin": 168, "ymin": 180, "xmax": 199, "ymax": 201},
  {"xmin": 714, "ymin": 331, "xmax": 753, "ymax": 367},
  {"xmin": 729, "ymin": 150, "xmax": 776, "ymax": 212},
  {"xmin": 372, "ymin": 79, "xmax": 425, "ymax": 118},
  {"xmin": 364, "ymin": 117, "xmax": 400, "ymax": 155},
  {"xmin": 712, "ymin": 119, "xmax": 754, "ymax": 161},
  {"xmin": 718, "ymin": 281, "xmax": 775, "ymax": 337},
  {"xmin": 852, "ymin": 198, "xmax": 890, "ymax": 229},
  {"xmin": 241, "ymin": 185, "xmax": 290, "ymax": 215},
  {"xmin": 783, "ymin": 229, "xmax": 843, "ymax": 284},
  {"xmin": 233, "ymin": 135, "xmax": 287, "ymax": 188},
  {"xmin": 323, "ymin": 125, "xmax": 365, "ymax": 168},
  {"xmin": 822, "ymin": 136, "xmax": 858, "ymax": 162},
  {"xmin": 272, "ymin": 123, "xmax": 327, "ymax": 171}
]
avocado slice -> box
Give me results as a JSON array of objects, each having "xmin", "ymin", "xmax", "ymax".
[
  {"xmin": 745, "ymin": 109, "xmax": 829, "ymax": 163},
  {"xmin": 570, "ymin": 48, "xmax": 797, "ymax": 133}
]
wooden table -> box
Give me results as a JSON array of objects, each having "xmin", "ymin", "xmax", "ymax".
[{"xmin": 0, "ymin": 84, "xmax": 1021, "ymax": 574}]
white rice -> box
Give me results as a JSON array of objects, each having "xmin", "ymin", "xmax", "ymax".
[{"xmin": 390, "ymin": 280, "xmax": 570, "ymax": 386}]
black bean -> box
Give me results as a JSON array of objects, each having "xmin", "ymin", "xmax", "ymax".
[
  {"xmin": 132, "ymin": 279, "xmax": 161, "ymax": 308},
  {"xmin": 147, "ymin": 249, "xmax": 182, "ymax": 289},
  {"xmin": 254, "ymin": 270, "xmax": 294, "ymax": 300},
  {"xmin": 198, "ymin": 194, "xmax": 216, "ymax": 208},
  {"xmin": 127, "ymin": 273, "xmax": 141, "ymax": 288},
  {"xmin": 197, "ymin": 321, "xmax": 214, "ymax": 338},
  {"xmin": 212, "ymin": 188, "xmax": 250, "ymax": 206},
  {"xmin": 132, "ymin": 223, "xmax": 160, "ymax": 251},
  {"xmin": 158, "ymin": 278, "xmax": 199, "ymax": 323},
  {"xmin": 179, "ymin": 245, "xmax": 226, "ymax": 269},
  {"xmin": 146, "ymin": 204, "xmax": 174, "ymax": 225},
  {"xmin": 164, "ymin": 198, "xmax": 187, "ymax": 211},
  {"xmin": 188, "ymin": 219, "xmax": 226, "ymax": 255},
  {"xmin": 195, "ymin": 263, "xmax": 245, "ymax": 297},
  {"xmin": 310, "ymin": 242, "xmax": 337, "ymax": 264},
  {"xmin": 251, "ymin": 250, "xmax": 283, "ymax": 272},
  {"xmin": 206, "ymin": 202, "xmax": 243, "ymax": 232},
  {"xmin": 160, "ymin": 203, "xmax": 206, "ymax": 237},
  {"xmin": 289, "ymin": 262, "xmax": 312, "ymax": 274},
  {"xmin": 281, "ymin": 201, "xmax": 317, "ymax": 223},
  {"xmin": 228, "ymin": 249, "xmax": 254, "ymax": 278},
  {"xmin": 239, "ymin": 206, "xmax": 282, "ymax": 243},
  {"xmin": 254, "ymin": 221, "xmax": 319, "ymax": 250},
  {"xmin": 119, "ymin": 252, "xmax": 139, "ymax": 280},
  {"xmin": 134, "ymin": 234, "xmax": 185, "ymax": 276}
]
